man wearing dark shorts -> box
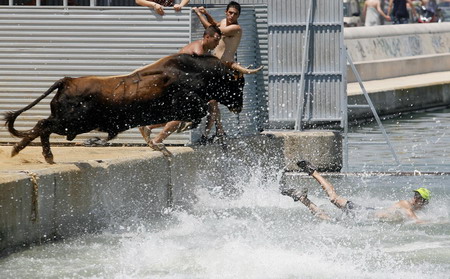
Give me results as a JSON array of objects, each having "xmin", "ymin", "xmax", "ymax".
[{"xmin": 388, "ymin": 0, "xmax": 417, "ymax": 24}]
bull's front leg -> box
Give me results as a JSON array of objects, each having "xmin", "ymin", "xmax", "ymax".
[
  {"xmin": 138, "ymin": 125, "xmax": 154, "ymax": 145},
  {"xmin": 146, "ymin": 121, "xmax": 182, "ymax": 157},
  {"xmin": 139, "ymin": 124, "xmax": 173, "ymax": 157},
  {"xmin": 140, "ymin": 124, "xmax": 169, "ymax": 145}
]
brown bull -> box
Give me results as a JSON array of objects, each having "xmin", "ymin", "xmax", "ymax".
[{"xmin": 4, "ymin": 54, "xmax": 249, "ymax": 164}]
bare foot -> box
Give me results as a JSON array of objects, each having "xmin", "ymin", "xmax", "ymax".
[{"xmin": 149, "ymin": 140, "xmax": 172, "ymax": 157}]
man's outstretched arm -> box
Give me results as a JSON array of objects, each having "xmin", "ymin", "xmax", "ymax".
[{"xmin": 193, "ymin": 7, "xmax": 218, "ymax": 28}]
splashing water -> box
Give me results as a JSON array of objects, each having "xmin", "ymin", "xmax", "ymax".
[
  {"xmin": 1, "ymin": 109, "xmax": 450, "ymax": 278},
  {"xmin": 1, "ymin": 172, "xmax": 449, "ymax": 278}
]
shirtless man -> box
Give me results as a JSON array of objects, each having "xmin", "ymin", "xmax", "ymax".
[
  {"xmin": 193, "ymin": 1, "xmax": 247, "ymax": 142},
  {"xmin": 282, "ymin": 160, "xmax": 431, "ymax": 223},
  {"xmin": 138, "ymin": 25, "xmax": 222, "ymax": 155},
  {"xmin": 135, "ymin": 0, "xmax": 190, "ymax": 16},
  {"xmin": 363, "ymin": 0, "xmax": 391, "ymax": 26}
]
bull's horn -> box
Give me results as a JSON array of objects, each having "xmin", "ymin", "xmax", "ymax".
[{"xmin": 231, "ymin": 63, "xmax": 263, "ymax": 74}]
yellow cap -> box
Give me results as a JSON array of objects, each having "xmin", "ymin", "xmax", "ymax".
[{"xmin": 414, "ymin": 187, "xmax": 431, "ymax": 200}]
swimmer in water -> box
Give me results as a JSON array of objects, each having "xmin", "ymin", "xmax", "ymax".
[{"xmin": 282, "ymin": 160, "xmax": 431, "ymax": 223}]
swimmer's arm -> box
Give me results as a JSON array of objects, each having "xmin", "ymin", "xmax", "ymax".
[{"xmin": 404, "ymin": 208, "xmax": 427, "ymax": 224}]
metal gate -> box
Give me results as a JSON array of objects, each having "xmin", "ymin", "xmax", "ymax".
[
  {"xmin": 267, "ymin": 0, "xmax": 346, "ymax": 129},
  {"xmin": 0, "ymin": 7, "xmax": 192, "ymax": 144},
  {"xmin": 0, "ymin": 5, "xmax": 267, "ymax": 145}
]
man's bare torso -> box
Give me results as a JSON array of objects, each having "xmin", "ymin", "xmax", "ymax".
[
  {"xmin": 374, "ymin": 200, "xmax": 418, "ymax": 221},
  {"xmin": 214, "ymin": 19, "xmax": 242, "ymax": 63},
  {"xmin": 178, "ymin": 40, "xmax": 204, "ymax": 55}
]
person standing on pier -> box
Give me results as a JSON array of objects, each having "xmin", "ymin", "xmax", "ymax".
[
  {"xmin": 388, "ymin": 0, "xmax": 417, "ymax": 24},
  {"xmin": 363, "ymin": 0, "xmax": 391, "ymax": 26}
]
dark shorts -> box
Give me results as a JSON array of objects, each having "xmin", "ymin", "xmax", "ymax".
[
  {"xmin": 344, "ymin": 201, "xmax": 375, "ymax": 216},
  {"xmin": 153, "ymin": 0, "xmax": 174, "ymax": 7},
  {"xmin": 393, "ymin": 17, "xmax": 409, "ymax": 24}
]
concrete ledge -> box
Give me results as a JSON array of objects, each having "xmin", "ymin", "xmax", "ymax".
[
  {"xmin": 345, "ymin": 23, "xmax": 450, "ymax": 61},
  {"xmin": 0, "ymin": 131, "xmax": 341, "ymax": 253},
  {"xmin": 348, "ymin": 80, "xmax": 450, "ymax": 120},
  {"xmin": 347, "ymin": 53, "xmax": 450, "ymax": 83},
  {"xmin": 345, "ymin": 23, "xmax": 450, "ymax": 82},
  {"xmin": 344, "ymin": 22, "xmax": 450, "ymax": 40}
]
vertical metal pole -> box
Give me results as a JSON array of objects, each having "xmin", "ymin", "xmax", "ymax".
[
  {"xmin": 341, "ymin": 11, "xmax": 348, "ymax": 172},
  {"xmin": 343, "ymin": 102, "xmax": 349, "ymax": 172},
  {"xmin": 9, "ymin": 0, "xmax": 13, "ymax": 6},
  {"xmin": 294, "ymin": 0, "xmax": 313, "ymax": 131},
  {"xmin": 90, "ymin": 0, "xmax": 96, "ymax": 7},
  {"xmin": 63, "ymin": 0, "xmax": 68, "ymax": 7}
]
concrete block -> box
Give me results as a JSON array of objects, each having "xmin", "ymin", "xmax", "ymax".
[
  {"xmin": 0, "ymin": 133, "xmax": 343, "ymax": 253},
  {"xmin": 0, "ymin": 175, "xmax": 34, "ymax": 252},
  {"xmin": 0, "ymin": 172, "xmax": 56, "ymax": 252},
  {"xmin": 53, "ymin": 164, "xmax": 103, "ymax": 237},
  {"xmin": 98, "ymin": 156, "xmax": 171, "ymax": 221},
  {"xmin": 261, "ymin": 131, "xmax": 342, "ymax": 172}
]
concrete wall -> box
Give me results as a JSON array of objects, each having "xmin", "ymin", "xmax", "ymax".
[
  {"xmin": 348, "ymin": 83, "xmax": 450, "ymax": 120},
  {"xmin": 0, "ymin": 132, "xmax": 342, "ymax": 254},
  {"xmin": 345, "ymin": 23, "xmax": 450, "ymax": 82}
]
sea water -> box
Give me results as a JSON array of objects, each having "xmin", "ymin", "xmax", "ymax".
[{"xmin": 0, "ymin": 109, "xmax": 449, "ymax": 279}]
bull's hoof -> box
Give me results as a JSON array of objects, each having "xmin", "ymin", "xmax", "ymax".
[
  {"xmin": 43, "ymin": 154, "xmax": 55, "ymax": 164},
  {"xmin": 11, "ymin": 147, "xmax": 19, "ymax": 157}
]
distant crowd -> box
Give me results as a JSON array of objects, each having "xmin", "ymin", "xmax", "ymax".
[{"xmin": 361, "ymin": 0, "xmax": 449, "ymax": 26}]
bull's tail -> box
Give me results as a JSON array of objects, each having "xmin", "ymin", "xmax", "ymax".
[{"xmin": 3, "ymin": 79, "xmax": 65, "ymax": 138}]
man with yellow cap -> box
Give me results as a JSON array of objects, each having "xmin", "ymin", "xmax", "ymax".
[{"xmin": 282, "ymin": 160, "xmax": 431, "ymax": 223}]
